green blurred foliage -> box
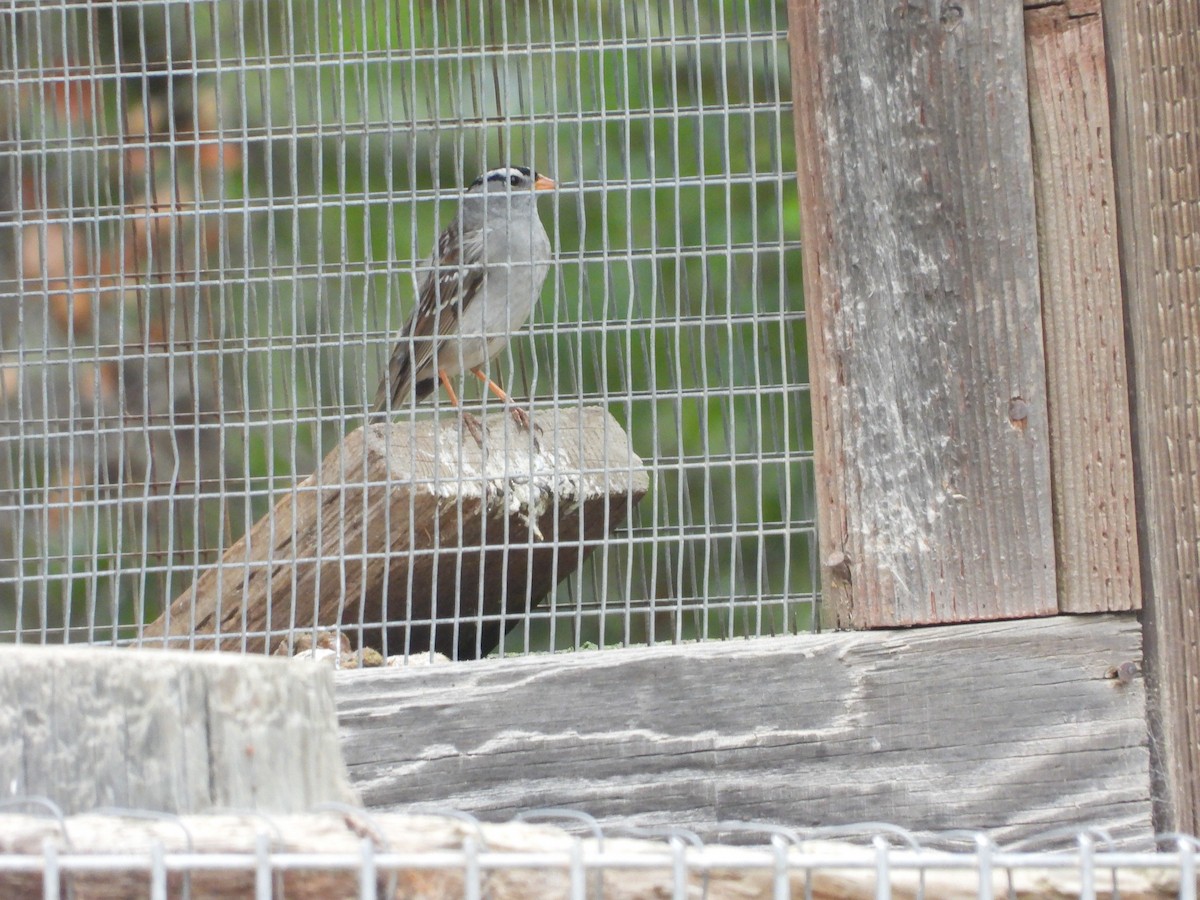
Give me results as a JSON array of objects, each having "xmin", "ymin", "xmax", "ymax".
[{"xmin": 1, "ymin": 0, "xmax": 815, "ymax": 649}]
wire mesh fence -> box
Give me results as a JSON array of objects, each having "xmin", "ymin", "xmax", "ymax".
[
  {"xmin": 0, "ymin": 0, "xmax": 813, "ymax": 656},
  {"xmin": 0, "ymin": 804, "xmax": 1192, "ymax": 900}
]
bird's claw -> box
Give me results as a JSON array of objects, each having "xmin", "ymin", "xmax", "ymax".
[
  {"xmin": 461, "ymin": 412, "xmax": 486, "ymax": 448},
  {"xmin": 509, "ymin": 406, "xmax": 532, "ymax": 430},
  {"xmin": 510, "ymin": 406, "xmax": 542, "ymax": 451},
  {"xmin": 461, "ymin": 407, "xmax": 541, "ymax": 453}
]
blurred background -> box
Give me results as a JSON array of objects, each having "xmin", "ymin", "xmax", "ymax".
[{"xmin": 0, "ymin": 0, "xmax": 813, "ymax": 652}]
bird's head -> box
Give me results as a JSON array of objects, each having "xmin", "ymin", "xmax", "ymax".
[{"xmin": 466, "ymin": 166, "xmax": 557, "ymax": 196}]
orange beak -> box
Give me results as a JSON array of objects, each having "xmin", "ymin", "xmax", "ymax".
[{"xmin": 534, "ymin": 174, "xmax": 557, "ymax": 191}]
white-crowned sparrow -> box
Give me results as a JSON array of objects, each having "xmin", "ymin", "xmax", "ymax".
[{"xmin": 374, "ymin": 166, "xmax": 556, "ymax": 442}]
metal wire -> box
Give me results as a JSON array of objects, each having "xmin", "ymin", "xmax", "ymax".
[
  {"xmin": 2, "ymin": 816, "xmax": 1198, "ymax": 900},
  {"xmin": 4, "ymin": 843, "xmax": 1198, "ymax": 875},
  {"xmin": 0, "ymin": 0, "xmax": 811, "ymax": 657}
]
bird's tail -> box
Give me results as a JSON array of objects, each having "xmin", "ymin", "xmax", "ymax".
[
  {"xmin": 371, "ymin": 338, "xmax": 443, "ymax": 423},
  {"xmin": 370, "ymin": 346, "xmax": 411, "ymax": 419}
]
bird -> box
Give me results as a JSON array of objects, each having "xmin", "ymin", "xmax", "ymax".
[{"xmin": 374, "ymin": 165, "xmax": 556, "ymax": 445}]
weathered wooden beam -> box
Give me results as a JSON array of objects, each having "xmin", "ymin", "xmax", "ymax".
[
  {"xmin": 337, "ymin": 615, "xmax": 1150, "ymax": 847},
  {"xmin": 144, "ymin": 407, "xmax": 647, "ymax": 659},
  {"xmin": 1102, "ymin": 0, "xmax": 1200, "ymax": 835},
  {"xmin": 1024, "ymin": 0, "xmax": 1142, "ymax": 612},
  {"xmin": 0, "ymin": 645, "xmax": 356, "ymax": 815},
  {"xmin": 787, "ymin": 0, "xmax": 1057, "ymax": 627}
]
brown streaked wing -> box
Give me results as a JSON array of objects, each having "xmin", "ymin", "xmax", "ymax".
[{"xmin": 374, "ymin": 219, "xmax": 487, "ymax": 409}]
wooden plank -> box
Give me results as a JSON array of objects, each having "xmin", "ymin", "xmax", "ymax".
[
  {"xmin": 0, "ymin": 812, "xmax": 1183, "ymax": 898},
  {"xmin": 0, "ymin": 645, "xmax": 356, "ymax": 815},
  {"xmin": 787, "ymin": 0, "xmax": 1058, "ymax": 627},
  {"xmin": 337, "ymin": 615, "xmax": 1151, "ymax": 847},
  {"xmin": 143, "ymin": 407, "xmax": 648, "ymax": 659},
  {"xmin": 1024, "ymin": 0, "xmax": 1142, "ymax": 612},
  {"xmin": 1102, "ymin": 0, "xmax": 1200, "ymax": 834}
]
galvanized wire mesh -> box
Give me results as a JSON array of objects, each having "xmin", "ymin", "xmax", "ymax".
[
  {"xmin": 0, "ymin": 805, "xmax": 1190, "ymax": 900},
  {"xmin": 0, "ymin": 0, "xmax": 812, "ymax": 654}
]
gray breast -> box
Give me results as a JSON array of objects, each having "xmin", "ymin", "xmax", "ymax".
[{"xmin": 438, "ymin": 198, "xmax": 551, "ymax": 375}]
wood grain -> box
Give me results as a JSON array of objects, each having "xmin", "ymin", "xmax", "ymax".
[
  {"xmin": 0, "ymin": 645, "xmax": 355, "ymax": 815},
  {"xmin": 1024, "ymin": 0, "xmax": 1142, "ymax": 612},
  {"xmin": 788, "ymin": 0, "xmax": 1057, "ymax": 627},
  {"xmin": 144, "ymin": 407, "xmax": 648, "ymax": 659},
  {"xmin": 337, "ymin": 615, "xmax": 1150, "ymax": 847},
  {"xmin": 1102, "ymin": 0, "xmax": 1200, "ymax": 834}
]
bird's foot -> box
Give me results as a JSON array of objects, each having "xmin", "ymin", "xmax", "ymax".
[
  {"xmin": 509, "ymin": 405, "xmax": 532, "ymax": 431},
  {"xmin": 509, "ymin": 406, "xmax": 542, "ymax": 451},
  {"xmin": 461, "ymin": 411, "xmax": 486, "ymax": 448}
]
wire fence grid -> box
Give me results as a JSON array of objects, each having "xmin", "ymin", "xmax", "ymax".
[
  {"xmin": 0, "ymin": 0, "xmax": 813, "ymax": 656},
  {"xmin": 0, "ymin": 802, "xmax": 1194, "ymax": 900}
]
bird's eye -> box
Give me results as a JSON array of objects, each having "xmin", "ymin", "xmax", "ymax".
[{"xmin": 509, "ymin": 174, "xmax": 520, "ymax": 187}]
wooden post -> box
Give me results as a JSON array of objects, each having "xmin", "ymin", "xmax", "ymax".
[
  {"xmin": 1102, "ymin": 0, "xmax": 1200, "ymax": 834},
  {"xmin": 0, "ymin": 646, "xmax": 356, "ymax": 815},
  {"xmin": 787, "ymin": 1, "xmax": 1057, "ymax": 627},
  {"xmin": 144, "ymin": 407, "xmax": 648, "ymax": 660},
  {"xmin": 1024, "ymin": 0, "xmax": 1142, "ymax": 613}
]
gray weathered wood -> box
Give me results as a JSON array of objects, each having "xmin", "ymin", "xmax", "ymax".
[
  {"xmin": 0, "ymin": 646, "xmax": 356, "ymax": 815},
  {"xmin": 337, "ymin": 615, "xmax": 1150, "ymax": 847},
  {"xmin": 1024, "ymin": 0, "xmax": 1142, "ymax": 612},
  {"xmin": 144, "ymin": 407, "xmax": 647, "ymax": 659},
  {"xmin": 0, "ymin": 812, "xmax": 1181, "ymax": 899},
  {"xmin": 788, "ymin": 0, "xmax": 1057, "ymax": 627},
  {"xmin": 1102, "ymin": 0, "xmax": 1200, "ymax": 834}
]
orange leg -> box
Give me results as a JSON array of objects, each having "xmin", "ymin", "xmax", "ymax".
[
  {"xmin": 438, "ymin": 369, "xmax": 461, "ymax": 406},
  {"xmin": 438, "ymin": 368, "xmax": 485, "ymax": 445},
  {"xmin": 471, "ymin": 367, "xmax": 533, "ymax": 431}
]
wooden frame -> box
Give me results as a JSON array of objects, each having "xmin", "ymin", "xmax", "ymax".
[
  {"xmin": 782, "ymin": 0, "xmax": 1198, "ymax": 835},
  {"xmin": 1102, "ymin": 0, "xmax": 1200, "ymax": 836},
  {"xmin": 1024, "ymin": 0, "xmax": 1140, "ymax": 615}
]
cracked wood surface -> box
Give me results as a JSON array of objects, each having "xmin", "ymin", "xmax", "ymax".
[
  {"xmin": 788, "ymin": 0, "xmax": 1056, "ymax": 626},
  {"xmin": 336, "ymin": 614, "xmax": 1150, "ymax": 847},
  {"xmin": 0, "ymin": 645, "xmax": 355, "ymax": 815},
  {"xmin": 144, "ymin": 406, "xmax": 647, "ymax": 659}
]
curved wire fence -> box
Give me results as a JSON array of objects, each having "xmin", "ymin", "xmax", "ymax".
[{"xmin": 0, "ymin": 801, "xmax": 1188, "ymax": 899}]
